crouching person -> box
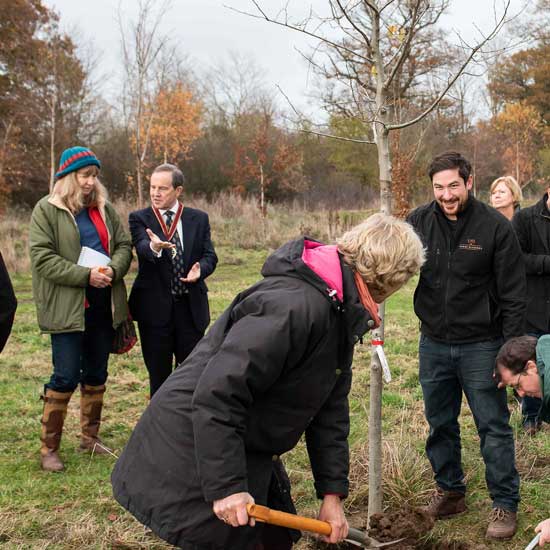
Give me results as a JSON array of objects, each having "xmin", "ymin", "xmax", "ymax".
[
  {"xmin": 495, "ymin": 335, "xmax": 550, "ymax": 547},
  {"xmin": 495, "ymin": 335, "xmax": 549, "ymax": 421},
  {"xmin": 111, "ymin": 214, "xmax": 425, "ymax": 550}
]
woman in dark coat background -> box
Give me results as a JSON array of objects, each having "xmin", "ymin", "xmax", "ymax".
[{"xmin": 111, "ymin": 213, "xmax": 425, "ymax": 550}]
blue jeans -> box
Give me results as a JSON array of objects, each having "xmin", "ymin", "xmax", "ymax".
[
  {"xmin": 419, "ymin": 334, "xmax": 520, "ymax": 512},
  {"xmin": 46, "ymin": 288, "xmax": 114, "ymax": 393}
]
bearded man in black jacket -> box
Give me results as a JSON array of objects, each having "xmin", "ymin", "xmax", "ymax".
[{"xmin": 407, "ymin": 152, "xmax": 526, "ymax": 541}]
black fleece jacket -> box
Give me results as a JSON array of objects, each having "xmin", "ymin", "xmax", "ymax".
[
  {"xmin": 512, "ymin": 194, "xmax": 550, "ymax": 334},
  {"xmin": 407, "ymin": 195, "xmax": 526, "ymax": 343}
]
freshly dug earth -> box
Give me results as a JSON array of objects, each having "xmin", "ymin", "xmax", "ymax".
[
  {"xmin": 304, "ymin": 508, "xmax": 489, "ymax": 549},
  {"xmin": 367, "ymin": 508, "xmax": 434, "ymax": 548},
  {"xmin": 367, "ymin": 508, "xmax": 488, "ymax": 550}
]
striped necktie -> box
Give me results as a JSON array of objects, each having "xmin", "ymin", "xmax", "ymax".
[{"xmin": 164, "ymin": 210, "xmax": 186, "ymax": 296}]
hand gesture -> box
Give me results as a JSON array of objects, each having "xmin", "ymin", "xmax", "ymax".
[
  {"xmin": 181, "ymin": 262, "xmax": 201, "ymax": 283},
  {"xmin": 213, "ymin": 492, "xmax": 255, "ymax": 528},
  {"xmin": 89, "ymin": 266, "xmax": 112, "ymax": 288},
  {"xmin": 536, "ymin": 518, "xmax": 550, "ymax": 546},
  {"xmin": 146, "ymin": 228, "xmax": 175, "ymax": 254},
  {"xmin": 318, "ymin": 495, "xmax": 348, "ymax": 544}
]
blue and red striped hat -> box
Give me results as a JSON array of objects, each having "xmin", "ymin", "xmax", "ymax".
[{"xmin": 54, "ymin": 146, "xmax": 101, "ymax": 181}]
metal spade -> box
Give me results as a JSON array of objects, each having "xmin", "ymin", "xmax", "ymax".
[{"xmin": 247, "ymin": 503, "xmax": 405, "ymax": 549}]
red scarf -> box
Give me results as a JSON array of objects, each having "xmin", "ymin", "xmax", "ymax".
[
  {"xmin": 353, "ymin": 272, "xmax": 381, "ymax": 329},
  {"xmin": 88, "ymin": 206, "xmax": 110, "ymax": 255}
]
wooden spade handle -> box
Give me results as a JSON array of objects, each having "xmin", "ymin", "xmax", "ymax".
[{"xmin": 246, "ymin": 503, "xmax": 332, "ymax": 536}]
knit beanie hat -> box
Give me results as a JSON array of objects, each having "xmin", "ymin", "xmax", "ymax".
[{"xmin": 54, "ymin": 146, "xmax": 101, "ymax": 181}]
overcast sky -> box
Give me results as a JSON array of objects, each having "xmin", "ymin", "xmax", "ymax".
[{"xmin": 43, "ymin": 0, "xmax": 530, "ymax": 117}]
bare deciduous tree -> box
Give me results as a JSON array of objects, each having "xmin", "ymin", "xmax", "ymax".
[
  {"xmin": 233, "ymin": 0, "xmax": 514, "ymax": 518},
  {"xmin": 205, "ymin": 52, "xmax": 277, "ymax": 127},
  {"xmin": 119, "ymin": 0, "xmax": 172, "ymax": 206}
]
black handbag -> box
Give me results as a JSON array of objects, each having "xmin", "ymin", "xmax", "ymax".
[{"xmin": 111, "ymin": 316, "xmax": 138, "ymax": 354}]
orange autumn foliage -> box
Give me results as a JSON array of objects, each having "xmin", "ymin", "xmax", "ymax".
[
  {"xmin": 144, "ymin": 83, "xmax": 203, "ymax": 166},
  {"xmin": 493, "ymin": 102, "xmax": 544, "ymax": 187}
]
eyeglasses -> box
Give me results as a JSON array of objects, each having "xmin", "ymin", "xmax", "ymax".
[{"xmin": 510, "ymin": 371, "xmax": 526, "ymax": 391}]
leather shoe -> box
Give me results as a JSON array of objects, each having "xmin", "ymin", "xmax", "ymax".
[
  {"xmin": 486, "ymin": 508, "xmax": 517, "ymax": 539},
  {"xmin": 40, "ymin": 450, "xmax": 64, "ymax": 472},
  {"xmin": 420, "ymin": 487, "xmax": 466, "ymax": 519}
]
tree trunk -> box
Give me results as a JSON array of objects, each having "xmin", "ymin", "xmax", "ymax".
[
  {"xmin": 136, "ymin": 159, "xmax": 143, "ymax": 207},
  {"xmin": 369, "ymin": 4, "xmax": 392, "ymax": 516},
  {"xmin": 49, "ymin": 98, "xmax": 56, "ymax": 193},
  {"xmin": 135, "ymin": 72, "xmax": 144, "ymax": 208},
  {"xmin": 516, "ymin": 139, "xmax": 520, "ymax": 185},
  {"xmin": 0, "ymin": 119, "xmax": 14, "ymax": 187},
  {"xmin": 259, "ymin": 162, "xmax": 266, "ymax": 218},
  {"xmin": 369, "ymin": 123, "xmax": 392, "ymax": 519},
  {"xmin": 49, "ymin": 45, "xmax": 58, "ymax": 193}
]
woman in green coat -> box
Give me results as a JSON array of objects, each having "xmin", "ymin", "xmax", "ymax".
[
  {"xmin": 29, "ymin": 146, "xmax": 132, "ymax": 472},
  {"xmin": 495, "ymin": 335, "xmax": 550, "ymax": 546}
]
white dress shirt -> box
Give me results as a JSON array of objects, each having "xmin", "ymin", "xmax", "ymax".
[{"xmin": 151, "ymin": 200, "xmax": 184, "ymax": 256}]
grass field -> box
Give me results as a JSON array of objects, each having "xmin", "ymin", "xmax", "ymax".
[{"xmin": 0, "ymin": 243, "xmax": 548, "ymax": 549}]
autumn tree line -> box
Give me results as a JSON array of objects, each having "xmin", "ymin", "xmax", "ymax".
[{"xmin": 1, "ymin": 0, "xmax": 550, "ymax": 214}]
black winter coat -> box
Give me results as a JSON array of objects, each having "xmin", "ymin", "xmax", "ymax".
[
  {"xmin": 111, "ymin": 238, "xmax": 373, "ymax": 550},
  {"xmin": 407, "ymin": 196, "xmax": 526, "ymax": 343},
  {"xmin": 512, "ymin": 194, "xmax": 550, "ymax": 334},
  {"xmin": 0, "ymin": 251, "xmax": 16, "ymax": 353}
]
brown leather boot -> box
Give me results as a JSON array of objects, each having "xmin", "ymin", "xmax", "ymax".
[
  {"xmin": 40, "ymin": 389, "xmax": 72, "ymax": 472},
  {"xmin": 79, "ymin": 384, "xmax": 111, "ymax": 454},
  {"xmin": 486, "ymin": 508, "xmax": 517, "ymax": 540},
  {"xmin": 420, "ymin": 487, "xmax": 466, "ymax": 519}
]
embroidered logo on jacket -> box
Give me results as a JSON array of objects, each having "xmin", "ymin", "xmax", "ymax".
[{"xmin": 459, "ymin": 239, "xmax": 483, "ymax": 251}]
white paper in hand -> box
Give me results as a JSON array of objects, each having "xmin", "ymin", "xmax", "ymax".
[
  {"xmin": 77, "ymin": 246, "xmax": 110, "ymax": 268},
  {"xmin": 374, "ymin": 344, "xmax": 391, "ymax": 383}
]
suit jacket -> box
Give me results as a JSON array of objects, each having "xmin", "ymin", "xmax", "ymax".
[{"xmin": 128, "ymin": 205, "xmax": 218, "ymax": 332}]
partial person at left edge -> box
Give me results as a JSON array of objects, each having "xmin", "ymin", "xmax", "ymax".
[
  {"xmin": 0, "ymin": 251, "xmax": 17, "ymax": 354},
  {"xmin": 29, "ymin": 146, "xmax": 132, "ymax": 473}
]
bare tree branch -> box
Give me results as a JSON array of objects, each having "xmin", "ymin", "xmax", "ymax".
[
  {"xmin": 388, "ymin": 0, "xmax": 511, "ymax": 130},
  {"xmin": 334, "ymin": 0, "xmax": 373, "ymax": 52},
  {"xmin": 383, "ymin": 1, "xmax": 421, "ymax": 88},
  {"xmin": 225, "ymin": 2, "xmax": 373, "ymax": 62}
]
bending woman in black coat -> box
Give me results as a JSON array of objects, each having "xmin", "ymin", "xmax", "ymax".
[{"xmin": 111, "ymin": 213, "xmax": 425, "ymax": 550}]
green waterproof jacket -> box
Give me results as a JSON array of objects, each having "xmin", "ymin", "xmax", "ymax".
[
  {"xmin": 535, "ymin": 334, "xmax": 550, "ymax": 422},
  {"xmin": 29, "ymin": 194, "xmax": 132, "ymax": 334}
]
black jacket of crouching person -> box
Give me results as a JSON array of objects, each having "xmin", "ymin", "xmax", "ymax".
[{"xmin": 111, "ymin": 237, "xmax": 374, "ymax": 550}]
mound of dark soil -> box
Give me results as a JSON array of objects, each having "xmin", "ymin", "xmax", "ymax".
[
  {"xmin": 303, "ymin": 508, "xmax": 488, "ymax": 550},
  {"xmin": 367, "ymin": 507, "xmax": 434, "ymax": 547}
]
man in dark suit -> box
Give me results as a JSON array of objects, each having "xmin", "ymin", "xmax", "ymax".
[{"xmin": 129, "ymin": 164, "xmax": 218, "ymax": 396}]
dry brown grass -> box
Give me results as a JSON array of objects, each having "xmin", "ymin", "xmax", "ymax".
[
  {"xmin": 345, "ymin": 412, "xmax": 433, "ymax": 512},
  {"xmin": 2, "ymin": 193, "xmax": 373, "ymax": 274}
]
